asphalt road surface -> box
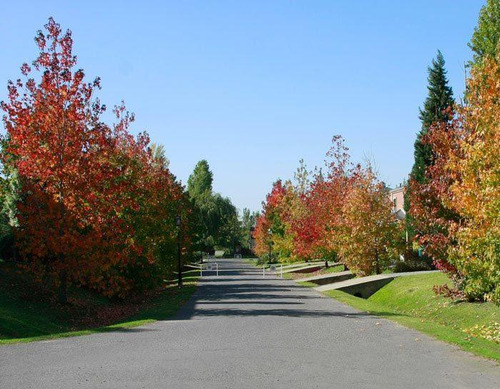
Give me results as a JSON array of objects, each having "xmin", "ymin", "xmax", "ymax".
[{"xmin": 1, "ymin": 259, "xmax": 499, "ymax": 388}]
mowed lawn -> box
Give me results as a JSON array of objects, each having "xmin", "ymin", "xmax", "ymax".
[
  {"xmin": 0, "ymin": 262, "xmax": 199, "ymax": 345},
  {"xmin": 324, "ymin": 272, "xmax": 499, "ymax": 361}
]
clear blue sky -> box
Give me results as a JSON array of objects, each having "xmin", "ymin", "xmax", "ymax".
[{"xmin": 0, "ymin": 1, "xmax": 484, "ymax": 213}]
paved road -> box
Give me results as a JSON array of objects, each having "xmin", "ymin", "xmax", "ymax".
[{"xmin": 1, "ymin": 259, "xmax": 499, "ymax": 388}]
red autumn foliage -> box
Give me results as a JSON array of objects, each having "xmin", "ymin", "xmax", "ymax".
[
  {"xmin": 411, "ymin": 53, "xmax": 500, "ymax": 303},
  {"xmin": 254, "ymin": 136, "xmax": 403, "ymax": 274},
  {"xmin": 1, "ymin": 18, "xmax": 192, "ymax": 300},
  {"xmin": 253, "ymin": 180, "xmax": 287, "ymax": 258},
  {"xmin": 408, "ymin": 112, "xmax": 461, "ymax": 275}
]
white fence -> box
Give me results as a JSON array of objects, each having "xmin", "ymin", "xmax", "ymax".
[
  {"xmin": 196, "ymin": 261, "xmax": 283, "ymax": 279},
  {"xmin": 200, "ymin": 262, "xmax": 219, "ymax": 277}
]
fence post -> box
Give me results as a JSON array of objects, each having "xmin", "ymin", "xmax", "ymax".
[
  {"xmin": 200, "ymin": 265, "xmax": 203, "ymax": 278},
  {"xmin": 280, "ymin": 264, "xmax": 283, "ymax": 278},
  {"xmin": 262, "ymin": 266, "xmax": 265, "ymax": 278},
  {"xmin": 216, "ymin": 263, "xmax": 219, "ymax": 277}
]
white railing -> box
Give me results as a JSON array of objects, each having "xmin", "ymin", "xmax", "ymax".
[{"xmin": 200, "ymin": 262, "xmax": 219, "ymax": 277}]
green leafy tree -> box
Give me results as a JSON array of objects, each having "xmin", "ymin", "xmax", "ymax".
[
  {"xmin": 469, "ymin": 0, "xmax": 500, "ymax": 66},
  {"xmin": 294, "ymin": 158, "xmax": 310, "ymax": 195},
  {"xmin": 187, "ymin": 160, "xmax": 239, "ymax": 253},
  {"xmin": 212, "ymin": 194, "xmax": 240, "ymax": 251},
  {"xmin": 240, "ymin": 208, "xmax": 259, "ymax": 249},
  {"xmin": 150, "ymin": 143, "xmax": 170, "ymax": 169},
  {"xmin": 187, "ymin": 160, "xmax": 213, "ymax": 198}
]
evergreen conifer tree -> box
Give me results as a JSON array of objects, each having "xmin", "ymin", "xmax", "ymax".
[
  {"xmin": 413, "ymin": 51, "xmax": 454, "ymax": 182},
  {"xmin": 405, "ymin": 51, "xmax": 454, "ymax": 242}
]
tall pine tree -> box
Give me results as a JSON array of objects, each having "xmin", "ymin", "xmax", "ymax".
[{"xmin": 405, "ymin": 51, "xmax": 454, "ymax": 242}]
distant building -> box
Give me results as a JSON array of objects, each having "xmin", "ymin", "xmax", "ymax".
[
  {"xmin": 388, "ymin": 186, "xmax": 406, "ymax": 221},
  {"xmin": 388, "ymin": 185, "xmax": 408, "ymax": 258}
]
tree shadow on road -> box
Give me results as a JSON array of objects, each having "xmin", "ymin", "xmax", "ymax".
[
  {"xmin": 174, "ymin": 307, "xmax": 400, "ymax": 319},
  {"xmin": 171, "ymin": 279, "xmax": 404, "ymax": 321}
]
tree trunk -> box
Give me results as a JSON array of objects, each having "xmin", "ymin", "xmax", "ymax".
[
  {"xmin": 375, "ymin": 251, "xmax": 381, "ymax": 275},
  {"xmin": 59, "ymin": 269, "xmax": 67, "ymax": 304}
]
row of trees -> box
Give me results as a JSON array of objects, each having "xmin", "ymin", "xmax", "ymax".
[
  {"xmin": 406, "ymin": 0, "xmax": 500, "ymax": 303},
  {"xmin": 0, "ymin": 19, "xmax": 250, "ymax": 303},
  {"xmin": 254, "ymin": 0, "xmax": 499, "ymax": 304},
  {"xmin": 253, "ymin": 138, "xmax": 403, "ymax": 277}
]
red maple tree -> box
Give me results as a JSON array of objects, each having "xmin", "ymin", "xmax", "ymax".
[{"xmin": 2, "ymin": 18, "xmax": 191, "ymax": 301}]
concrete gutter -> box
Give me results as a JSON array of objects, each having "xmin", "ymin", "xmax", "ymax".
[
  {"xmin": 295, "ymin": 270, "xmax": 354, "ymax": 285},
  {"xmin": 315, "ymin": 270, "xmax": 439, "ymax": 298},
  {"xmin": 282, "ymin": 265, "xmax": 323, "ymax": 274}
]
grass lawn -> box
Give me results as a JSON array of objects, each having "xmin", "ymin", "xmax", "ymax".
[
  {"xmin": 0, "ymin": 263, "xmax": 199, "ymax": 345},
  {"xmin": 323, "ymin": 272, "xmax": 499, "ymax": 361}
]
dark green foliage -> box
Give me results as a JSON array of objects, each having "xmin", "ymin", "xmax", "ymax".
[
  {"xmin": 394, "ymin": 258, "xmax": 433, "ymax": 273},
  {"xmin": 469, "ymin": 0, "xmax": 500, "ymax": 66},
  {"xmin": 0, "ymin": 214, "xmax": 14, "ymax": 260},
  {"xmin": 413, "ymin": 51, "xmax": 454, "ymax": 184},
  {"xmin": 405, "ymin": 51, "xmax": 454, "ymax": 240}
]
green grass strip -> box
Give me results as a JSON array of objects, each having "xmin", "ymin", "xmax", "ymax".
[{"xmin": 322, "ymin": 273, "xmax": 499, "ymax": 361}]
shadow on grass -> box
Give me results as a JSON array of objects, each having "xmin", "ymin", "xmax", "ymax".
[
  {"xmin": 0, "ymin": 278, "xmax": 199, "ymax": 345},
  {"xmin": 98, "ymin": 327, "xmax": 160, "ymax": 333}
]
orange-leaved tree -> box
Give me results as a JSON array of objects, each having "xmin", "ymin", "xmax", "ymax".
[
  {"xmin": 308, "ymin": 136, "xmax": 353, "ymax": 262},
  {"xmin": 1, "ymin": 18, "xmax": 191, "ymax": 301},
  {"xmin": 417, "ymin": 51, "xmax": 500, "ymax": 303},
  {"xmin": 1, "ymin": 18, "xmax": 131, "ymax": 302},
  {"xmin": 338, "ymin": 165, "xmax": 403, "ymax": 276},
  {"xmin": 446, "ymin": 53, "xmax": 500, "ymax": 303},
  {"xmin": 252, "ymin": 180, "xmax": 293, "ymax": 262}
]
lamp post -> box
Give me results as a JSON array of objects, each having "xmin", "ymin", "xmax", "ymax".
[
  {"xmin": 176, "ymin": 214, "xmax": 182, "ymax": 288},
  {"xmin": 395, "ymin": 209, "xmax": 408, "ymax": 261},
  {"xmin": 267, "ymin": 228, "xmax": 273, "ymax": 262},
  {"xmin": 249, "ymin": 226, "xmax": 255, "ymax": 252}
]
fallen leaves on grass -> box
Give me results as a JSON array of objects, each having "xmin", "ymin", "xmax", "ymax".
[{"xmin": 463, "ymin": 323, "xmax": 500, "ymax": 344}]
